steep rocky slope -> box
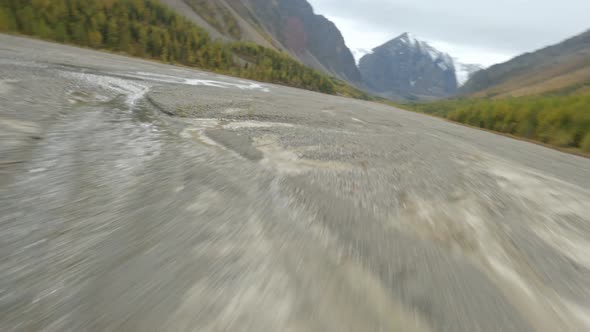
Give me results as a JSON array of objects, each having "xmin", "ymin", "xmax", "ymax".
[
  {"xmin": 162, "ymin": 0, "xmax": 361, "ymax": 84},
  {"xmin": 359, "ymin": 33, "xmax": 458, "ymax": 101},
  {"xmin": 232, "ymin": 0, "xmax": 361, "ymax": 84},
  {"xmin": 461, "ymin": 29, "xmax": 590, "ymax": 97}
]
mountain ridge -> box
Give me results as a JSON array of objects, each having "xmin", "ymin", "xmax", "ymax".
[{"xmin": 460, "ymin": 29, "xmax": 590, "ymax": 97}]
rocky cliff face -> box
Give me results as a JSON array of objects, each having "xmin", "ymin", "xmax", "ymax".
[
  {"xmin": 243, "ymin": 0, "xmax": 362, "ymax": 84},
  {"xmin": 359, "ymin": 33, "xmax": 458, "ymax": 100},
  {"xmin": 169, "ymin": 0, "xmax": 361, "ymax": 85}
]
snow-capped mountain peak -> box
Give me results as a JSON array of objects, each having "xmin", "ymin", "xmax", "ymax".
[
  {"xmin": 359, "ymin": 32, "xmax": 459, "ymax": 100},
  {"xmin": 380, "ymin": 33, "xmax": 484, "ymax": 86},
  {"xmin": 389, "ymin": 33, "xmax": 455, "ymax": 72}
]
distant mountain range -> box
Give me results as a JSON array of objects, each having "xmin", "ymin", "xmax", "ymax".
[
  {"xmin": 163, "ymin": 1, "xmax": 492, "ymax": 101},
  {"xmin": 461, "ymin": 29, "xmax": 590, "ymax": 97},
  {"xmin": 167, "ymin": 0, "xmax": 589, "ymax": 101}
]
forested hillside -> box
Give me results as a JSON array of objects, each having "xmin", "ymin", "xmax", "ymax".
[
  {"xmin": 0, "ymin": 0, "xmax": 369, "ymax": 98},
  {"xmin": 410, "ymin": 92, "xmax": 590, "ymax": 153}
]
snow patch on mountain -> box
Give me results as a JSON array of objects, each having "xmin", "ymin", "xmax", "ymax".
[
  {"xmin": 390, "ymin": 33, "xmax": 484, "ymax": 86},
  {"xmin": 397, "ymin": 33, "xmax": 455, "ymax": 72}
]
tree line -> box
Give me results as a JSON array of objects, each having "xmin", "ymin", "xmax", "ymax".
[
  {"xmin": 410, "ymin": 94, "xmax": 590, "ymax": 152},
  {"xmin": 0, "ymin": 0, "xmax": 366, "ymax": 96}
]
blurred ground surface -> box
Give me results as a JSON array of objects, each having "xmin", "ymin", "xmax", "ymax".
[{"xmin": 1, "ymin": 34, "xmax": 590, "ymax": 331}]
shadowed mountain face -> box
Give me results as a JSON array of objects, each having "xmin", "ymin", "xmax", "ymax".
[
  {"xmin": 168, "ymin": 0, "xmax": 361, "ymax": 84},
  {"xmin": 359, "ymin": 33, "xmax": 458, "ymax": 101},
  {"xmin": 244, "ymin": 0, "xmax": 362, "ymax": 84},
  {"xmin": 460, "ymin": 29, "xmax": 590, "ymax": 97}
]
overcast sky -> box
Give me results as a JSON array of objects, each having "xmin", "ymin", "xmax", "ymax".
[{"xmin": 307, "ymin": 0, "xmax": 590, "ymax": 66}]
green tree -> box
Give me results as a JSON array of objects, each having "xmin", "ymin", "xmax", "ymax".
[
  {"xmin": 581, "ymin": 133, "xmax": 590, "ymax": 153},
  {"xmin": 0, "ymin": 7, "xmax": 17, "ymax": 30},
  {"xmin": 106, "ymin": 19, "xmax": 119, "ymax": 48}
]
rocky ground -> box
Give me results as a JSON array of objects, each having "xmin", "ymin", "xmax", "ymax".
[{"xmin": 1, "ymin": 34, "xmax": 590, "ymax": 331}]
